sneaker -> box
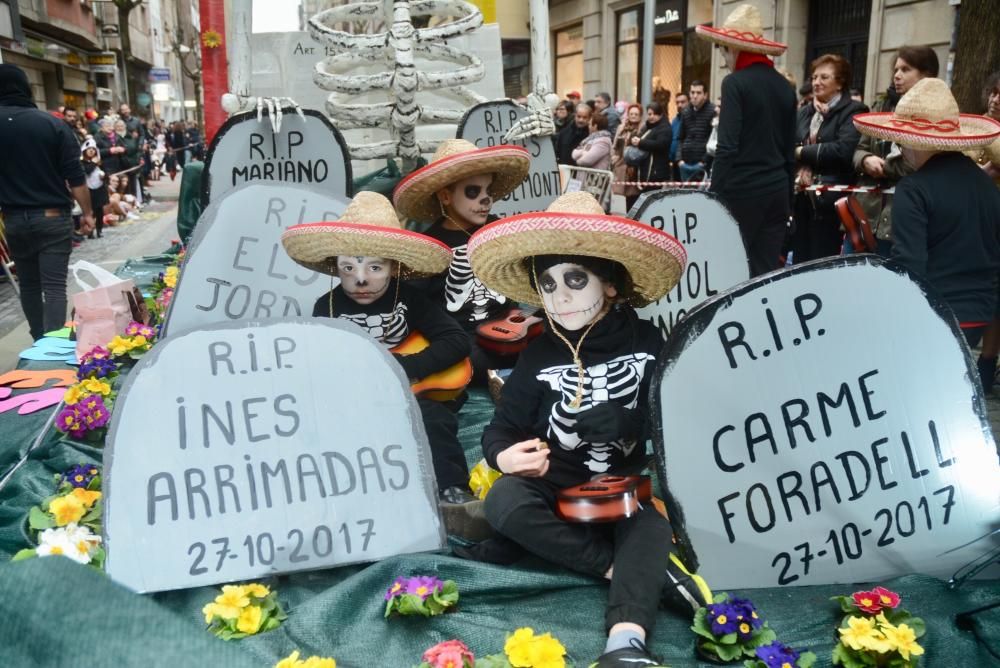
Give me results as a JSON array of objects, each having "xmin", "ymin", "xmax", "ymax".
[
  {"xmin": 438, "ymin": 487, "xmax": 494, "ymax": 542},
  {"xmin": 590, "ymin": 638, "xmax": 668, "ymax": 667},
  {"xmin": 661, "ymin": 552, "xmax": 713, "ymax": 615}
]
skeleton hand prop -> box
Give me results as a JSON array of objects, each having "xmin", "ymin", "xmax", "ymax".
[
  {"xmin": 221, "ymin": 93, "xmax": 304, "ymax": 133},
  {"xmin": 503, "ymin": 92, "xmax": 559, "ymax": 142}
]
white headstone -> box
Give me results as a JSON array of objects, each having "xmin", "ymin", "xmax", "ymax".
[
  {"xmin": 456, "ymin": 100, "xmax": 560, "ymax": 218},
  {"xmin": 162, "ymin": 182, "xmax": 349, "ymax": 338},
  {"xmin": 654, "ymin": 256, "xmax": 1000, "ymax": 589},
  {"xmin": 632, "ymin": 191, "xmax": 750, "ymax": 339},
  {"xmin": 104, "ymin": 319, "xmax": 445, "ymax": 593},
  {"xmin": 203, "ymin": 109, "xmax": 353, "ymax": 204}
]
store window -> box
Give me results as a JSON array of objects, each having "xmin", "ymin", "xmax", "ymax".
[
  {"xmin": 554, "ymin": 23, "xmax": 583, "ymax": 97},
  {"xmin": 616, "ymin": 8, "xmax": 642, "ymax": 103}
]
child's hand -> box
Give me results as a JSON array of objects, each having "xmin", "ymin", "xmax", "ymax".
[{"xmin": 496, "ymin": 439, "xmax": 549, "ymax": 477}]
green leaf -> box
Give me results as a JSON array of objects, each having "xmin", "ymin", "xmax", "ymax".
[
  {"xmin": 11, "ymin": 548, "xmax": 37, "ymax": 561},
  {"xmin": 691, "ymin": 608, "xmax": 717, "ymax": 640},
  {"xmin": 748, "ymin": 627, "xmax": 777, "ymax": 648},
  {"xmin": 744, "ymin": 661, "xmax": 765, "ymax": 668},
  {"xmin": 831, "ymin": 595, "xmax": 856, "ymax": 614},
  {"xmin": 473, "ymin": 654, "xmax": 513, "ymax": 668},
  {"xmin": 90, "ymin": 546, "xmax": 106, "ymax": 569},
  {"xmin": 28, "ymin": 506, "xmax": 55, "ymax": 531},
  {"xmin": 797, "ymin": 651, "xmax": 817, "ymax": 668},
  {"xmin": 713, "ymin": 641, "xmax": 745, "ymax": 662},
  {"xmin": 81, "ymin": 502, "xmax": 103, "ymax": 524},
  {"xmin": 832, "ymin": 643, "xmax": 864, "ymax": 668},
  {"xmin": 718, "ymin": 631, "xmax": 738, "ymax": 645},
  {"xmin": 397, "ymin": 594, "xmax": 429, "ymax": 617},
  {"xmin": 384, "ymin": 598, "xmax": 394, "ymax": 618},
  {"xmin": 905, "ymin": 616, "xmax": 926, "ymax": 638},
  {"xmin": 713, "ymin": 592, "xmax": 730, "ymax": 604}
]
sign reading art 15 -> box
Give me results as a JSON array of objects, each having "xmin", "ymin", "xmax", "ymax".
[
  {"xmin": 653, "ymin": 256, "xmax": 1000, "ymax": 589},
  {"xmin": 103, "ymin": 319, "xmax": 446, "ymax": 593}
]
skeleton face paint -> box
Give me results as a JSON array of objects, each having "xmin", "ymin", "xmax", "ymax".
[
  {"xmin": 336, "ymin": 256, "xmax": 393, "ymax": 305},
  {"xmin": 538, "ymin": 262, "xmax": 616, "ymax": 331},
  {"xmin": 439, "ymin": 173, "xmax": 494, "ymax": 227}
]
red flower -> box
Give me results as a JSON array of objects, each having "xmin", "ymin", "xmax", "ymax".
[
  {"xmin": 872, "ymin": 586, "xmax": 901, "ymax": 609},
  {"xmin": 851, "ymin": 590, "xmax": 882, "ymax": 614}
]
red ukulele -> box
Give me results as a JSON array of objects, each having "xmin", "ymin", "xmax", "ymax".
[
  {"xmin": 476, "ymin": 308, "xmax": 544, "ymax": 355},
  {"xmin": 835, "ymin": 195, "xmax": 877, "ymax": 253},
  {"xmin": 556, "ymin": 475, "xmax": 652, "ymax": 523}
]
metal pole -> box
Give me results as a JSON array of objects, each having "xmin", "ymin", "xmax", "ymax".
[
  {"xmin": 229, "ymin": 0, "xmax": 252, "ymax": 101},
  {"xmin": 529, "ymin": 0, "xmax": 553, "ymax": 96},
  {"xmin": 641, "ymin": 0, "xmax": 656, "ymax": 105}
]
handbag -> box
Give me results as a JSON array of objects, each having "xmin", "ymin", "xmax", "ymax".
[
  {"xmin": 70, "ymin": 260, "xmax": 146, "ymax": 359},
  {"xmin": 624, "ymin": 131, "xmax": 650, "ymax": 167}
]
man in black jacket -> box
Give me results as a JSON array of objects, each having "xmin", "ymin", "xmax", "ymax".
[
  {"xmin": 555, "ymin": 103, "xmax": 591, "ymax": 166},
  {"xmin": 629, "ymin": 103, "xmax": 672, "ymax": 200},
  {"xmin": 0, "ymin": 64, "xmax": 95, "ymax": 340},
  {"xmin": 697, "ymin": 4, "xmax": 796, "ymax": 276},
  {"xmin": 677, "ymin": 80, "xmax": 715, "ymax": 181}
]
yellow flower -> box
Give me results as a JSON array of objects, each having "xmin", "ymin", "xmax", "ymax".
[
  {"xmin": 839, "ymin": 616, "xmax": 891, "ymax": 653},
  {"xmin": 79, "ymin": 378, "xmax": 111, "ymax": 396},
  {"xmin": 244, "ymin": 583, "xmax": 270, "ymax": 598},
  {"xmin": 215, "ymin": 584, "xmax": 251, "ymax": 610},
  {"xmin": 49, "ymin": 495, "xmax": 86, "ymax": 526},
  {"xmin": 505, "ymin": 627, "xmax": 566, "ymax": 668},
  {"xmin": 70, "ymin": 487, "xmax": 102, "ymax": 508},
  {"xmin": 201, "ymin": 30, "xmax": 222, "ymax": 49},
  {"xmin": 128, "ymin": 335, "xmax": 148, "ymax": 350},
  {"xmin": 469, "ymin": 459, "xmax": 502, "ymax": 500},
  {"xmin": 236, "ymin": 604, "xmax": 263, "ymax": 634},
  {"xmin": 274, "ymin": 651, "xmax": 303, "ymax": 668},
  {"xmin": 202, "ymin": 602, "xmax": 222, "ymax": 624},
  {"xmin": 108, "ymin": 336, "xmax": 131, "ymax": 356},
  {"xmin": 879, "ymin": 617, "xmax": 924, "ymax": 661},
  {"xmin": 63, "ymin": 384, "xmax": 85, "ymax": 405},
  {"xmin": 301, "ymin": 658, "xmax": 336, "ymax": 668}
]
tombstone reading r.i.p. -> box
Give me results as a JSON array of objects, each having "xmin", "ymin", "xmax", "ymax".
[
  {"xmin": 202, "ymin": 109, "xmax": 353, "ymax": 204},
  {"xmin": 161, "ymin": 182, "xmax": 349, "ymax": 338},
  {"xmin": 653, "ymin": 256, "xmax": 1000, "ymax": 589},
  {"xmin": 103, "ymin": 319, "xmax": 445, "ymax": 593},
  {"xmin": 457, "ymin": 100, "xmax": 560, "ymax": 218},
  {"xmin": 631, "ymin": 191, "xmax": 749, "ymax": 339}
]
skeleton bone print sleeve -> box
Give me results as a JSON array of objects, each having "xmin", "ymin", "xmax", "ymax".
[{"xmin": 482, "ymin": 306, "xmax": 663, "ymax": 488}]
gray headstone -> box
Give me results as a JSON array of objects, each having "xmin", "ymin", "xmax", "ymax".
[
  {"xmin": 103, "ymin": 319, "xmax": 446, "ymax": 593},
  {"xmin": 162, "ymin": 182, "xmax": 349, "ymax": 338},
  {"xmin": 456, "ymin": 100, "xmax": 560, "ymax": 218},
  {"xmin": 631, "ymin": 191, "xmax": 750, "ymax": 339},
  {"xmin": 202, "ymin": 109, "xmax": 353, "ymax": 204},
  {"xmin": 653, "ymin": 256, "xmax": 1000, "ymax": 589}
]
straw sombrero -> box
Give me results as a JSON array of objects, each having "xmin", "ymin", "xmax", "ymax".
[
  {"xmin": 467, "ymin": 192, "xmax": 687, "ymax": 308},
  {"xmin": 281, "ymin": 191, "xmax": 452, "ymax": 278},
  {"xmin": 695, "ymin": 4, "xmax": 786, "ymax": 56},
  {"xmin": 853, "ymin": 78, "xmax": 1000, "ymax": 152},
  {"xmin": 393, "ymin": 139, "xmax": 531, "ymax": 222}
]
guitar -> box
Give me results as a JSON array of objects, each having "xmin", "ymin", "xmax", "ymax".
[
  {"xmin": 556, "ymin": 475, "xmax": 652, "ymax": 523},
  {"xmin": 390, "ymin": 332, "xmax": 472, "ymax": 402},
  {"xmin": 476, "ymin": 308, "xmax": 544, "ymax": 355},
  {"xmin": 835, "ymin": 195, "xmax": 877, "ymax": 253}
]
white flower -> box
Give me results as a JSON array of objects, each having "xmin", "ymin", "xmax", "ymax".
[{"xmin": 36, "ymin": 523, "xmax": 100, "ymax": 565}]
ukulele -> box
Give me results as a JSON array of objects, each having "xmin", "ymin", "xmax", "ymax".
[
  {"xmin": 476, "ymin": 308, "xmax": 544, "ymax": 355},
  {"xmin": 556, "ymin": 475, "xmax": 652, "ymax": 523},
  {"xmin": 835, "ymin": 195, "xmax": 877, "ymax": 253},
  {"xmin": 390, "ymin": 332, "xmax": 472, "ymax": 402}
]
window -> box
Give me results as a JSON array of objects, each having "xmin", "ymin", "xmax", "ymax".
[
  {"xmin": 554, "ymin": 24, "xmax": 583, "ymax": 97},
  {"xmin": 616, "ymin": 8, "xmax": 642, "ymax": 103},
  {"xmin": 806, "ymin": 0, "xmax": 871, "ymax": 91}
]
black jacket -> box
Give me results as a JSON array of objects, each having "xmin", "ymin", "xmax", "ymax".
[
  {"xmin": 796, "ymin": 96, "xmax": 867, "ymax": 186},
  {"xmin": 554, "ymin": 122, "xmax": 589, "ymax": 166},
  {"xmin": 95, "ymin": 131, "xmax": 126, "ymax": 175},
  {"xmin": 0, "ymin": 105, "xmax": 85, "ymax": 210},
  {"xmin": 891, "ymin": 152, "xmax": 1000, "ymax": 323},
  {"xmin": 636, "ymin": 116, "xmax": 673, "ymax": 182},
  {"xmin": 710, "ymin": 63, "xmax": 797, "ymax": 202},
  {"xmin": 678, "ymin": 101, "xmax": 716, "ymax": 164}
]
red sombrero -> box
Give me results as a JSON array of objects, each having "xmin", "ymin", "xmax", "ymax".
[
  {"xmin": 696, "ymin": 4, "xmax": 786, "ymax": 56},
  {"xmin": 281, "ymin": 192, "xmax": 452, "ymax": 278},
  {"xmin": 467, "ymin": 192, "xmax": 687, "ymax": 308}
]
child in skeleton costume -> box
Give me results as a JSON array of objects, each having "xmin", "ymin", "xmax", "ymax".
[
  {"xmin": 393, "ymin": 139, "xmax": 531, "ymax": 382},
  {"xmin": 465, "ymin": 193, "xmax": 711, "ymax": 668},
  {"xmin": 281, "ymin": 192, "xmax": 487, "ymax": 539}
]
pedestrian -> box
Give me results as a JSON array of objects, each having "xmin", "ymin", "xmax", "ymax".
[
  {"xmin": 80, "ymin": 138, "xmax": 108, "ymax": 239},
  {"xmin": 611, "ymin": 104, "xmax": 643, "ymax": 209},
  {"xmin": 676, "ymin": 80, "xmax": 715, "ymax": 181},
  {"xmin": 696, "ymin": 3, "xmax": 797, "ymax": 277},
  {"xmin": 553, "ymin": 99, "xmax": 574, "ymax": 131},
  {"xmin": 571, "ymin": 110, "xmax": 613, "ymax": 171},
  {"xmin": 630, "ymin": 102, "xmax": 673, "ymax": 197},
  {"xmin": 593, "ymin": 92, "xmax": 621, "ymax": 138},
  {"xmin": 62, "ymin": 106, "xmax": 82, "ymax": 146},
  {"xmin": 555, "ymin": 103, "xmax": 592, "ymax": 166},
  {"xmin": 853, "ymin": 78, "xmax": 1000, "ymax": 349},
  {"xmin": 0, "ymin": 64, "xmax": 95, "ymax": 340},
  {"xmin": 670, "ymin": 92, "xmax": 688, "ymax": 180}
]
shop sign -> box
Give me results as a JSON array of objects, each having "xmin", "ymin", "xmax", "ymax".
[
  {"xmin": 90, "ymin": 51, "xmax": 118, "ymax": 74},
  {"xmin": 654, "ymin": 0, "xmax": 684, "ymax": 35},
  {"xmin": 149, "ymin": 67, "xmax": 171, "ymax": 82},
  {"xmin": 652, "ymin": 256, "xmax": 1000, "ymax": 589}
]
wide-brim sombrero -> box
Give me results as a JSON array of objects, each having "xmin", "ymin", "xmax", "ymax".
[
  {"xmin": 393, "ymin": 139, "xmax": 531, "ymax": 222},
  {"xmin": 281, "ymin": 191, "xmax": 452, "ymax": 278},
  {"xmin": 853, "ymin": 78, "xmax": 1000, "ymax": 151},
  {"xmin": 695, "ymin": 4, "xmax": 786, "ymax": 56},
  {"xmin": 467, "ymin": 192, "xmax": 687, "ymax": 308}
]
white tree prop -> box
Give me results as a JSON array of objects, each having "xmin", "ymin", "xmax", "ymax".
[{"xmin": 308, "ymin": 0, "xmax": 490, "ymax": 171}]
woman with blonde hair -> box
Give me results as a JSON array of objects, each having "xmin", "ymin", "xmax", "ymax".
[{"xmin": 611, "ymin": 104, "xmax": 643, "ymax": 210}]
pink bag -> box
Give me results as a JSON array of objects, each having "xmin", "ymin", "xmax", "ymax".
[{"xmin": 70, "ymin": 261, "xmax": 140, "ymax": 359}]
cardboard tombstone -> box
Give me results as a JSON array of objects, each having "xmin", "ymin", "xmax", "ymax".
[
  {"xmin": 162, "ymin": 182, "xmax": 349, "ymax": 338},
  {"xmin": 103, "ymin": 319, "xmax": 446, "ymax": 593},
  {"xmin": 631, "ymin": 191, "xmax": 750, "ymax": 339},
  {"xmin": 652, "ymin": 256, "xmax": 1000, "ymax": 589},
  {"xmin": 202, "ymin": 109, "xmax": 353, "ymax": 204},
  {"xmin": 456, "ymin": 100, "xmax": 560, "ymax": 218}
]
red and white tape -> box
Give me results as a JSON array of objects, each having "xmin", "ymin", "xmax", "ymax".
[{"xmin": 609, "ymin": 180, "xmax": 895, "ymax": 194}]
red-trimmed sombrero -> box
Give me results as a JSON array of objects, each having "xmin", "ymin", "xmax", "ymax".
[
  {"xmin": 696, "ymin": 4, "xmax": 786, "ymax": 56},
  {"xmin": 467, "ymin": 192, "xmax": 687, "ymax": 308},
  {"xmin": 393, "ymin": 139, "xmax": 531, "ymax": 222},
  {"xmin": 281, "ymin": 191, "xmax": 452, "ymax": 278},
  {"xmin": 853, "ymin": 78, "xmax": 1000, "ymax": 152}
]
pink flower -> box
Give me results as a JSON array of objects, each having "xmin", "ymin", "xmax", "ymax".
[
  {"xmin": 422, "ymin": 639, "xmax": 473, "ymax": 668},
  {"xmin": 872, "ymin": 586, "xmax": 901, "ymax": 609},
  {"xmin": 851, "ymin": 590, "xmax": 883, "ymax": 614}
]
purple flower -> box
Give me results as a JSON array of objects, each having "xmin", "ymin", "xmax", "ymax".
[
  {"xmin": 755, "ymin": 641, "xmax": 800, "ymax": 668},
  {"xmin": 729, "ymin": 596, "xmax": 764, "ymax": 630},
  {"xmin": 385, "ymin": 576, "xmax": 408, "ymax": 601},
  {"xmin": 405, "ymin": 575, "xmax": 443, "ymax": 600},
  {"xmin": 706, "ymin": 603, "xmax": 738, "ymax": 636},
  {"xmin": 61, "ymin": 464, "xmax": 99, "ymax": 488},
  {"xmin": 79, "ymin": 346, "xmax": 111, "ymax": 365},
  {"xmin": 77, "ymin": 356, "xmax": 118, "ymax": 380}
]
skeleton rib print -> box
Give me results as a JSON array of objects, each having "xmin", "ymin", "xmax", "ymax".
[
  {"xmin": 535, "ymin": 352, "xmax": 655, "ymax": 474},
  {"xmin": 339, "ymin": 302, "xmax": 409, "ymax": 346},
  {"xmin": 446, "ymin": 244, "xmax": 506, "ymax": 320}
]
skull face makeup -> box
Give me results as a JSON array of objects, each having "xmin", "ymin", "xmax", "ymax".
[
  {"xmin": 336, "ymin": 256, "xmax": 394, "ymax": 304},
  {"xmin": 437, "ymin": 173, "xmax": 495, "ymax": 228},
  {"xmin": 537, "ymin": 262, "xmax": 617, "ymax": 331}
]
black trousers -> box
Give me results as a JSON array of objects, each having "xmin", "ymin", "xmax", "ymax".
[
  {"xmin": 483, "ymin": 475, "xmax": 672, "ymax": 634},
  {"xmin": 4, "ymin": 211, "xmax": 73, "ymax": 340},
  {"xmin": 417, "ymin": 397, "xmax": 469, "ymax": 491},
  {"xmin": 725, "ymin": 189, "xmax": 789, "ymax": 278},
  {"xmin": 468, "ymin": 332, "xmax": 517, "ymax": 386},
  {"xmin": 789, "ymin": 193, "xmax": 843, "ymax": 264}
]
